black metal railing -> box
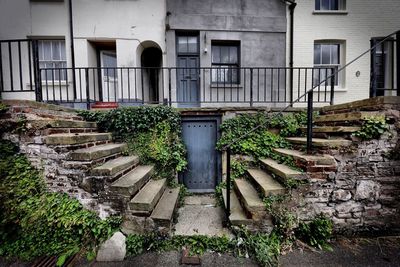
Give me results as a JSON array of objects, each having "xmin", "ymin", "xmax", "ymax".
[
  {"xmin": 35, "ymin": 66, "xmax": 336, "ymax": 108},
  {"xmin": 223, "ymin": 29, "xmax": 400, "ymax": 223}
]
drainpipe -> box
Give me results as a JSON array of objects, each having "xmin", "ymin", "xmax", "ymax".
[
  {"xmin": 287, "ymin": 1, "xmax": 297, "ymax": 106},
  {"xmin": 68, "ymin": 0, "xmax": 76, "ymax": 101}
]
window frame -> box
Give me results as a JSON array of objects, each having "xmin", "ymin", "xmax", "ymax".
[
  {"xmin": 211, "ymin": 41, "xmax": 241, "ymax": 84},
  {"xmin": 38, "ymin": 39, "xmax": 67, "ymax": 81},
  {"xmin": 314, "ymin": 0, "xmax": 346, "ymax": 12},
  {"xmin": 313, "ymin": 42, "xmax": 342, "ymax": 87}
]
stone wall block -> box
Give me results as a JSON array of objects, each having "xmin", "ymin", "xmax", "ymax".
[{"xmin": 355, "ymin": 180, "xmax": 380, "ymax": 201}]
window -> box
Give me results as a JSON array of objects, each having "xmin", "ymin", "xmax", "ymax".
[
  {"xmin": 38, "ymin": 40, "xmax": 67, "ymax": 80},
  {"xmin": 315, "ymin": 0, "xmax": 345, "ymax": 11},
  {"xmin": 177, "ymin": 36, "xmax": 198, "ymax": 54},
  {"xmin": 211, "ymin": 42, "xmax": 240, "ymax": 84},
  {"xmin": 313, "ymin": 43, "xmax": 340, "ymax": 86}
]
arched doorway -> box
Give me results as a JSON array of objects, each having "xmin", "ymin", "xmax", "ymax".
[{"xmin": 139, "ymin": 43, "xmax": 162, "ymax": 103}]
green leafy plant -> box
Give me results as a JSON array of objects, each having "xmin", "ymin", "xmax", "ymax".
[
  {"xmin": 296, "ymin": 214, "xmax": 333, "ymax": 250},
  {"xmin": 0, "ymin": 103, "xmax": 8, "ymax": 113},
  {"xmin": 231, "ymin": 158, "xmax": 249, "ymax": 179},
  {"xmin": 353, "ymin": 116, "xmax": 388, "ymax": 140},
  {"xmin": 0, "ymin": 140, "xmax": 121, "ymax": 262}
]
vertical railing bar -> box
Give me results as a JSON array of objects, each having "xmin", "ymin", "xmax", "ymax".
[
  {"xmin": 277, "ymin": 68, "xmax": 280, "ymax": 102},
  {"xmin": 120, "ymin": 68, "xmax": 124, "ymax": 102},
  {"xmin": 236, "ymin": 68, "xmax": 240, "ymax": 102},
  {"xmin": 85, "ymin": 68, "xmax": 90, "ymax": 109},
  {"xmin": 284, "ymin": 68, "xmax": 287, "ymax": 103},
  {"xmin": 203, "ymin": 68, "xmax": 206, "ymax": 103},
  {"xmin": 93, "ymin": 68, "xmax": 96, "ymax": 101},
  {"xmin": 250, "ymin": 68, "xmax": 253, "ymax": 106},
  {"xmin": 257, "ymin": 68, "xmax": 260, "ymax": 102},
  {"xmin": 297, "ymin": 68, "xmax": 300, "ymax": 100},
  {"xmin": 168, "ymin": 68, "xmax": 172, "ymax": 106},
  {"xmin": 28, "ymin": 41, "xmax": 33, "ymax": 91},
  {"xmin": 8, "ymin": 42, "xmax": 14, "ymax": 91},
  {"xmin": 128, "ymin": 68, "xmax": 131, "ymax": 101},
  {"xmin": 135, "ymin": 68, "xmax": 138, "ymax": 100},
  {"xmin": 243, "ymin": 68, "xmax": 246, "ymax": 103},
  {"xmin": 264, "ymin": 68, "xmax": 267, "ymax": 102},
  {"xmin": 114, "ymin": 68, "xmax": 117, "ymax": 102},
  {"xmin": 106, "ymin": 68, "xmax": 110, "ymax": 102},
  {"xmin": 226, "ymin": 147, "xmax": 231, "ymax": 219},
  {"xmin": 209, "ymin": 68, "xmax": 212, "ymax": 102},
  {"xmin": 271, "ymin": 68, "xmax": 274, "ymax": 102},
  {"xmin": 230, "ymin": 67, "xmax": 233, "ymax": 102},
  {"xmin": 79, "ymin": 69, "xmax": 82, "ymax": 102},
  {"xmin": 18, "ymin": 41, "xmax": 23, "ymax": 90},
  {"xmin": 65, "ymin": 68, "xmax": 69, "ymax": 102},
  {"xmin": 141, "ymin": 68, "xmax": 144, "ymax": 104},
  {"xmin": 306, "ymin": 91, "xmax": 313, "ymax": 154},
  {"xmin": 330, "ymin": 67, "xmax": 335, "ymax": 105},
  {"xmin": 58, "ymin": 69, "xmax": 62, "ymax": 102},
  {"xmin": 324, "ymin": 68, "xmax": 327, "ymax": 102},
  {"xmin": 52, "ymin": 69, "xmax": 55, "ymax": 101},
  {"xmin": 45, "ymin": 69, "xmax": 49, "ymax": 101},
  {"xmin": 304, "ymin": 69, "xmax": 308, "ymax": 102},
  {"xmin": 0, "ymin": 44, "xmax": 3, "ymax": 92}
]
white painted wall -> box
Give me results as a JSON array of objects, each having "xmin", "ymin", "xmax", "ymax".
[
  {"xmin": 0, "ymin": 0, "xmax": 166, "ymax": 103},
  {"xmin": 290, "ymin": 0, "xmax": 400, "ymax": 105}
]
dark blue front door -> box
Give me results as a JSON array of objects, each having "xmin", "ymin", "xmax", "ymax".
[
  {"xmin": 177, "ymin": 56, "xmax": 200, "ymax": 106},
  {"xmin": 180, "ymin": 116, "xmax": 221, "ymax": 193}
]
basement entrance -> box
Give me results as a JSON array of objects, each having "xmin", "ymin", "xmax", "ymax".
[{"xmin": 179, "ymin": 116, "xmax": 221, "ymax": 193}]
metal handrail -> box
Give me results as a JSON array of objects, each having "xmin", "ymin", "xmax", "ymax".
[{"xmin": 223, "ymin": 29, "xmax": 400, "ymax": 221}]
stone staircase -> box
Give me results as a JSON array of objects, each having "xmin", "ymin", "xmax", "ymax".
[
  {"xmin": 222, "ymin": 96, "xmax": 399, "ymax": 229},
  {"xmin": 1, "ymin": 101, "xmax": 180, "ymax": 233}
]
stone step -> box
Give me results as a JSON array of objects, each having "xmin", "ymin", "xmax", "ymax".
[
  {"xmin": 314, "ymin": 111, "xmax": 382, "ymax": 124},
  {"xmin": 91, "ymin": 155, "xmax": 139, "ymax": 177},
  {"xmin": 45, "ymin": 132, "xmax": 112, "ymax": 145},
  {"xmin": 29, "ymin": 119, "xmax": 97, "ymax": 129},
  {"xmin": 68, "ymin": 143, "xmax": 127, "ymax": 161},
  {"xmin": 151, "ymin": 188, "xmax": 180, "ymax": 228},
  {"xmin": 259, "ymin": 158, "xmax": 307, "ymax": 182},
  {"xmin": 247, "ymin": 169, "xmax": 285, "ymax": 197},
  {"xmin": 320, "ymin": 96, "xmax": 400, "ymax": 114},
  {"xmin": 234, "ymin": 179, "xmax": 265, "ymax": 219},
  {"xmin": 110, "ymin": 165, "xmax": 154, "ymax": 197},
  {"xmin": 286, "ymin": 137, "xmax": 352, "ymax": 148},
  {"xmin": 45, "ymin": 127, "xmax": 98, "ymax": 135},
  {"xmin": 273, "ymin": 148, "xmax": 336, "ymax": 166},
  {"xmin": 221, "ymin": 189, "xmax": 252, "ymax": 226},
  {"xmin": 301, "ymin": 126, "xmax": 361, "ymax": 134},
  {"xmin": 129, "ymin": 178, "xmax": 167, "ymax": 215}
]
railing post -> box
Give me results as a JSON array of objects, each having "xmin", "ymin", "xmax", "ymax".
[
  {"xmin": 32, "ymin": 40, "xmax": 42, "ymax": 102},
  {"xmin": 330, "ymin": 67, "xmax": 335, "ymax": 105},
  {"xmin": 226, "ymin": 147, "xmax": 231, "ymax": 220},
  {"xmin": 396, "ymin": 32, "xmax": 400, "ymax": 96},
  {"xmin": 250, "ymin": 68, "xmax": 253, "ymax": 107},
  {"xmin": 306, "ymin": 91, "xmax": 313, "ymax": 154},
  {"xmin": 85, "ymin": 68, "xmax": 90, "ymax": 110}
]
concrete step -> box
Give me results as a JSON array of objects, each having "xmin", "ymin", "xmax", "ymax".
[
  {"xmin": 301, "ymin": 126, "xmax": 361, "ymax": 134},
  {"xmin": 259, "ymin": 158, "xmax": 307, "ymax": 182},
  {"xmin": 129, "ymin": 178, "xmax": 167, "ymax": 215},
  {"xmin": 151, "ymin": 188, "xmax": 180, "ymax": 228},
  {"xmin": 45, "ymin": 132, "xmax": 112, "ymax": 145},
  {"xmin": 91, "ymin": 155, "xmax": 139, "ymax": 177},
  {"xmin": 273, "ymin": 148, "xmax": 336, "ymax": 166},
  {"xmin": 68, "ymin": 143, "xmax": 127, "ymax": 161},
  {"xmin": 234, "ymin": 179, "xmax": 265, "ymax": 219},
  {"xmin": 314, "ymin": 111, "xmax": 382, "ymax": 124},
  {"xmin": 29, "ymin": 119, "xmax": 97, "ymax": 129},
  {"xmin": 247, "ymin": 169, "xmax": 285, "ymax": 197},
  {"xmin": 222, "ymin": 189, "xmax": 252, "ymax": 226},
  {"xmin": 320, "ymin": 96, "xmax": 400, "ymax": 114},
  {"xmin": 286, "ymin": 137, "xmax": 352, "ymax": 148},
  {"xmin": 110, "ymin": 165, "xmax": 154, "ymax": 197}
]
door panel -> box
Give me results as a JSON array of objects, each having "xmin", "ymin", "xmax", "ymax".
[
  {"xmin": 177, "ymin": 56, "xmax": 200, "ymax": 105},
  {"xmin": 180, "ymin": 118, "xmax": 220, "ymax": 192},
  {"xmin": 100, "ymin": 51, "xmax": 117, "ymax": 102}
]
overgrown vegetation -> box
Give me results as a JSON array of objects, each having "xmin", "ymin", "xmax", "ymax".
[
  {"xmin": 126, "ymin": 229, "xmax": 281, "ymax": 267},
  {"xmin": 0, "ymin": 103, "xmax": 8, "ymax": 113},
  {"xmin": 296, "ymin": 214, "xmax": 333, "ymax": 250},
  {"xmin": 0, "ymin": 140, "xmax": 121, "ymax": 264},
  {"xmin": 78, "ymin": 106, "xmax": 187, "ymax": 183},
  {"xmin": 353, "ymin": 116, "xmax": 388, "ymax": 140},
  {"xmin": 216, "ymin": 112, "xmax": 308, "ymax": 160}
]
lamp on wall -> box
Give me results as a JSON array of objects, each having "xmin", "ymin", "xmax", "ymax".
[{"xmin": 204, "ymin": 32, "xmax": 208, "ymax": 54}]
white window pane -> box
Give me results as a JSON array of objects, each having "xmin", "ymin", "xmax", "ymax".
[
  {"xmin": 321, "ymin": 45, "xmax": 331, "ymax": 64},
  {"xmin": 315, "ymin": 0, "xmax": 321, "ymax": 10},
  {"xmin": 52, "ymin": 41, "xmax": 60, "ymax": 60},
  {"xmin": 321, "ymin": 0, "xmax": 330, "ymax": 10},
  {"xmin": 229, "ymin": 46, "xmax": 238, "ymax": 64},
  {"xmin": 43, "ymin": 41, "xmax": 52, "ymax": 60},
  {"xmin": 220, "ymin": 46, "xmax": 229, "ymax": 63},
  {"xmin": 314, "ymin": 44, "xmax": 321, "ymax": 64},
  {"xmin": 188, "ymin": 37, "xmax": 197, "ymax": 53},
  {"xmin": 178, "ymin": 37, "xmax": 188, "ymax": 53},
  {"xmin": 60, "ymin": 41, "xmax": 66, "ymax": 60},
  {"xmin": 212, "ymin": 46, "xmax": 220, "ymax": 63},
  {"xmin": 331, "ymin": 44, "xmax": 339, "ymax": 64}
]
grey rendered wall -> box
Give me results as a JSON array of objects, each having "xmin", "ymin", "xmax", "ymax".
[{"xmin": 166, "ymin": 0, "xmax": 287, "ymax": 107}]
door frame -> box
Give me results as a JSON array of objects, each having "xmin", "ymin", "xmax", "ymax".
[
  {"xmin": 99, "ymin": 50, "xmax": 118, "ymax": 102},
  {"xmin": 175, "ymin": 32, "xmax": 200, "ymax": 107},
  {"xmin": 179, "ymin": 115, "xmax": 222, "ymax": 193}
]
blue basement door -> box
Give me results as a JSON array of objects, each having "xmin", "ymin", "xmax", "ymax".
[{"xmin": 180, "ymin": 116, "xmax": 221, "ymax": 193}]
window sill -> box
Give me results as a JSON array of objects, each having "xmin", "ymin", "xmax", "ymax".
[{"xmin": 313, "ymin": 10, "xmax": 348, "ymax": 15}]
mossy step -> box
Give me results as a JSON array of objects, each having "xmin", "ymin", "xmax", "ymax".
[
  {"xmin": 314, "ymin": 111, "xmax": 382, "ymax": 124},
  {"xmin": 110, "ymin": 165, "xmax": 154, "ymax": 197},
  {"xmin": 286, "ymin": 137, "xmax": 352, "ymax": 148},
  {"xmin": 222, "ymin": 189, "xmax": 252, "ymax": 226},
  {"xmin": 301, "ymin": 126, "xmax": 361, "ymax": 133},
  {"xmin": 259, "ymin": 158, "xmax": 307, "ymax": 182},
  {"xmin": 151, "ymin": 188, "xmax": 180, "ymax": 227},
  {"xmin": 29, "ymin": 119, "xmax": 97, "ymax": 129},
  {"xmin": 129, "ymin": 178, "xmax": 167, "ymax": 214},
  {"xmin": 91, "ymin": 156, "xmax": 139, "ymax": 176},
  {"xmin": 45, "ymin": 133, "xmax": 111, "ymax": 145},
  {"xmin": 247, "ymin": 169, "xmax": 285, "ymax": 197},
  {"xmin": 273, "ymin": 148, "xmax": 336, "ymax": 166},
  {"xmin": 68, "ymin": 143, "xmax": 127, "ymax": 161},
  {"xmin": 234, "ymin": 179, "xmax": 265, "ymax": 219}
]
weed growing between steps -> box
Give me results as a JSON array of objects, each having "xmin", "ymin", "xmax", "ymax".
[
  {"xmin": 296, "ymin": 214, "xmax": 333, "ymax": 250},
  {"xmin": 126, "ymin": 229, "xmax": 281, "ymax": 267},
  {"xmin": 0, "ymin": 140, "xmax": 121, "ymax": 264},
  {"xmin": 353, "ymin": 116, "xmax": 388, "ymax": 140},
  {"xmin": 78, "ymin": 106, "xmax": 188, "ymax": 183}
]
